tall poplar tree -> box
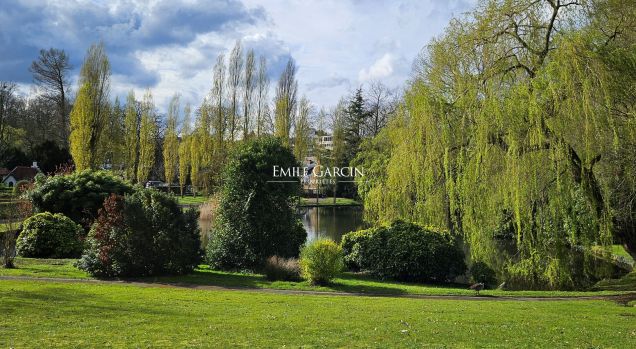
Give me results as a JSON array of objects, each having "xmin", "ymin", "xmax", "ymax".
[
  {"xmin": 227, "ymin": 40, "xmax": 242, "ymax": 141},
  {"xmin": 274, "ymin": 58, "xmax": 298, "ymax": 146},
  {"xmin": 163, "ymin": 94, "xmax": 180, "ymax": 185},
  {"xmin": 69, "ymin": 42, "xmax": 111, "ymax": 170},
  {"xmin": 255, "ymin": 56, "xmax": 269, "ymax": 137},
  {"xmin": 178, "ymin": 103, "xmax": 192, "ymax": 195},
  {"xmin": 136, "ymin": 90, "xmax": 156, "ymax": 184},
  {"xmin": 123, "ymin": 90, "xmax": 139, "ymax": 181},
  {"xmin": 242, "ymin": 48, "xmax": 256, "ymax": 139}
]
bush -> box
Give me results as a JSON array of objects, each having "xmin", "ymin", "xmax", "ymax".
[
  {"xmin": 13, "ymin": 180, "xmax": 32, "ymax": 195},
  {"xmin": 469, "ymin": 261, "xmax": 498, "ymax": 286},
  {"xmin": 341, "ymin": 220, "xmax": 466, "ymax": 282},
  {"xmin": 206, "ymin": 137, "xmax": 306, "ymax": 270},
  {"xmin": 29, "ymin": 170, "xmax": 133, "ymax": 229},
  {"xmin": 16, "ymin": 212, "xmax": 83, "ymax": 258},
  {"xmin": 300, "ymin": 239, "xmax": 344, "ymax": 285},
  {"xmin": 263, "ymin": 256, "xmax": 301, "ymax": 281},
  {"xmin": 340, "ymin": 229, "xmax": 369, "ymax": 270},
  {"xmin": 77, "ymin": 189, "xmax": 202, "ymax": 277}
]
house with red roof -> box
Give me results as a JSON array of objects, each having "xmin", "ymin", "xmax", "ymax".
[{"xmin": 1, "ymin": 163, "xmax": 41, "ymax": 187}]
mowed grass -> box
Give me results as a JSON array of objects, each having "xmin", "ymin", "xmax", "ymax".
[
  {"xmin": 299, "ymin": 197, "xmax": 360, "ymax": 206},
  {"xmin": 0, "ymin": 280, "xmax": 635, "ymax": 348},
  {"xmin": 176, "ymin": 195, "xmax": 209, "ymax": 205},
  {"xmin": 2, "ymin": 259, "xmax": 633, "ymax": 298}
]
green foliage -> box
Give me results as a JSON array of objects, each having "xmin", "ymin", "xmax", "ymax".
[
  {"xmin": 263, "ymin": 256, "xmax": 301, "ymax": 281},
  {"xmin": 123, "ymin": 90, "xmax": 139, "ymax": 182},
  {"xmin": 300, "ymin": 239, "xmax": 344, "ymax": 285},
  {"xmin": 77, "ymin": 189, "xmax": 202, "ymax": 277},
  {"xmin": 342, "ymin": 220, "xmax": 466, "ymax": 282},
  {"xmin": 16, "ymin": 212, "xmax": 83, "ymax": 258},
  {"xmin": 28, "ymin": 170, "xmax": 133, "ymax": 229},
  {"xmin": 206, "ymin": 136, "xmax": 306, "ymax": 270},
  {"xmin": 136, "ymin": 90, "xmax": 157, "ymax": 184},
  {"xmin": 354, "ymin": 0, "xmax": 636, "ymax": 289},
  {"xmin": 69, "ymin": 83, "xmax": 94, "ymax": 171}
]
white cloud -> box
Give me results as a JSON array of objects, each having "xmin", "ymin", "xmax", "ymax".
[
  {"xmin": 358, "ymin": 53, "xmax": 395, "ymax": 82},
  {"xmin": 2, "ymin": 0, "xmax": 479, "ymax": 113}
]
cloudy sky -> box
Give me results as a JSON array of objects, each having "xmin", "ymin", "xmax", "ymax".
[{"xmin": 0, "ymin": 0, "xmax": 476, "ymax": 113}]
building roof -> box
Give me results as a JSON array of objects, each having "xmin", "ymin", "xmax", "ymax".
[{"xmin": 3, "ymin": 166, "xmax": 40, "ymax": 182}]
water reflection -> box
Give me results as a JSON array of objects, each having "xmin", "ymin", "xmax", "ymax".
[{"xmin": 299, "ymin": 206, "xmax": 366, "ymax": 242}]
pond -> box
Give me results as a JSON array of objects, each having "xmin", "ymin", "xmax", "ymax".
[{"xmin": 298, "ymin": 206, "xmax": 366, "ymax": 242}]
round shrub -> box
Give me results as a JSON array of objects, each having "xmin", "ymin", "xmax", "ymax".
[
  {"xmin": 77, "ymin": 189, "xmax": 202, "ymax": 277},
  {"xmin": 28, "ymin": 170, "xmax": 133, "ymax": 229},
  {"xmin": 16, "ymin": 212, "xmax": 83, "ymax": 258},
  {"xmin": 341, "ymin": 220, "xmax": 466, "ymax": 282},
  {"xmin": 206, "ymin": 136, "xmax": 306, "ymax": 270},
  {"xmin": 300, "ymin": 239, "xmax": 344, "ymax": 285}
]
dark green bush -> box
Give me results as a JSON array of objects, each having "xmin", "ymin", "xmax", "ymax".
[
  {"xmin": 469, "ymin": 261, "xmax": 498, "ymax": 287},
  {"xmin": 263, "ymin": 256, "xmax": 301, "ymax": 281},
  {"xmin": 206, "ymin": 136, "xmax": 306, "ymax": 270},
  {"xmin": 341, "ymin": 220, "xmax": 466, "ymax": 282},
  {"xmin": 16, "ymin": 212, "xmax": 83, "ymax": 258},
  {"xmin": 77, "ymin": 189, "xmax": 202, "ymax": 277},
  {"xmin": 340, "ymin": 229, "xmax": 370, "ymax": 270},
  {"xmin": 29, "ymin": 170, "xmax": 133, "ymax": 229},
  {"xmin": 300, "ymin": 239, "xmax": 344, "ymax": 285}
]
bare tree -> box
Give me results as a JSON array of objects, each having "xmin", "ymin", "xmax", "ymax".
[
  {"xmin": 30, "ymin": 48, "xmax": 72, "ymax": 144},
  {"xmin": 255, "ymin": 56, "xmax": 269, "ymax": 137},
  {"xmin": 212, "ymin": 53, "xmax": 226, "ymax": 150},
  {"xmin": 364, "ymin": 80, "xmax": 397, "ymax": 136},
  {"xmin": 242, "ymin": 48, "xmax": 256, "ymax": 139},
  {"xmin": 227, "ymin": 40, "xmax": 243, "ymax": 141},
  {"xmin": 0, "ymin": 82, "xmax": 18, "ymax": 156}
]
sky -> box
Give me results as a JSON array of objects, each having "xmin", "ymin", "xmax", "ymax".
[{"xmin": 0, "ymin": 0, "xmax": 477, "ymax": 113}]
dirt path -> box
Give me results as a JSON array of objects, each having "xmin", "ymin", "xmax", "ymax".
[{"xmin": 2, "ymin": 275, "xmax": 634, "ymax": 302}]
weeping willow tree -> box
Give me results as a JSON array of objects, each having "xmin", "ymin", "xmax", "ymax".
[{"xmin": 355, "ymin": 0, "xmax": 636, "ymax": 289}]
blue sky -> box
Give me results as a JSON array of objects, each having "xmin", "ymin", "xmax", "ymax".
[{"xmin": 0, "ymin": 0, "xmax": 476, "ymax": 112}]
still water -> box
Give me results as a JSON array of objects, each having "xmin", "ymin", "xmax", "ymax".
[{"xmin": 299, "ymin": 206, "xmax": 366, "ymax": 242}]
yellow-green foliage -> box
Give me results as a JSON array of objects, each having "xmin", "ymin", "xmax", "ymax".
[
  {"xmin": 124, "ymin": 91, "xmax": 139, "ymax": 182},
  {"xmin": 300, "ymin": 239, "xmax": 344, "ymax": 285},
  {"xmin": 163, "ymin": 95, "xmax": 180, "ymax": 184},
  {"xmin": 355, "ymin": 0, "xmax": 636, "ymax": 289},
  {"xmin": 69, "ymin": 84, "xmax": 93, "ymax": 171},
  {"xmin": 178, "ymin": 105, "xmax": 192, "ymax": 195},
  {"xmin": 136, "ymin": 90, "xmax": 156, "ymax": 184}
]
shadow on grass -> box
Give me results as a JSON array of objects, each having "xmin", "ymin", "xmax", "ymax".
[{"xmin": 129, "ymin": 266, "xmax": 472, "ymax": 296}]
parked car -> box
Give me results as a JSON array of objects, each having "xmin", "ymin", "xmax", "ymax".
[{"xmin": 145, "ymin": 181, "xmax": 166, "ymax": 189}]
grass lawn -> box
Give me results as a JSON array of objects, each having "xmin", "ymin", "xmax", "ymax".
[
  {"xmin": 175, "ymin": 195, "xmax": 209, "ymax": 205},
  {"xmin": 0, "ymin": 279, "xmax": 635, "ymax": 348},
  {"xmin": 299, "ymin": 197, "xmax": 360, "ymax": 207},
  {"xmin": 2, "ymin": 258, "xmax": 634, "ymax": 298}
]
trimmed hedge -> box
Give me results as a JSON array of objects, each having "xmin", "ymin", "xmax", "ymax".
[
  {"xmin": 16, "ymin": 212, "xmax": 83, "ymax": 258},
  {"xmin": 341, "ymin": 220, "xmax": 466, "ymax": 282}
]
